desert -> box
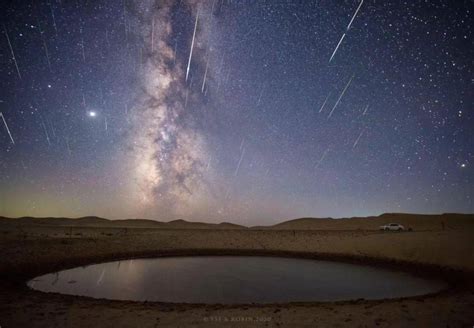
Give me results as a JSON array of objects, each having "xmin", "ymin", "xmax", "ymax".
[{"xmin": 0, "ymin": 213, "xmax": 473, "ymax": 327}]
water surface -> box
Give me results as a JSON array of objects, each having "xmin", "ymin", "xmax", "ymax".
[{"xmin": 28, "ymin": 256, "xmax": 446, "ymax": 303}]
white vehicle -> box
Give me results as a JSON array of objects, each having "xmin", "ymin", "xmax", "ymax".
[{"xmin": 379, "ymin": 223, "xmax": 405, "ymax": 231}]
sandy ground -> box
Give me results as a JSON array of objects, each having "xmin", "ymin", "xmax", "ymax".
[{"xmin": 0, "ymin": 222, "xmax": 473, "ymax": 327}]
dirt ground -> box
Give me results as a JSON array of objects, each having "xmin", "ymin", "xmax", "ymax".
[{"xmin": 0, "ymin": 222, "xmax": 473, "ymax": 327}]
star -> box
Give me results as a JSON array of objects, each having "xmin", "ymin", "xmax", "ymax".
[{"xmin": 0, "ymin": 0, "xmax": 472, "ymax": 223}]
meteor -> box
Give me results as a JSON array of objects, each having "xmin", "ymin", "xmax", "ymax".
[
  {"xmin": 36, "ymin": 17, "xmax": 52, "ymax": 72},
  {"xmin": 40, "ymin": 116, "xmax": 51, "ymax": 146},
  {"xmin": 328, "ymin": 74, "xmax": 355, "ymax": 119},
  {"xmin": 0, "ymin": 112, "xmax": 15, "ymax": 144},
  {"xmin": 3, "ymin": 24, "xmax": 21, "ymax": 79},
  {"xmin": 315, "ymin": 148, "xmax": 329, "ymax": 170},
  {"xmin": 202, "ymin": 56, "xmax": 209, "ymax": 93},
  {"xmin": 184, "ymin": 89, "xmax": 189, "ymax": 108},
  {"xmin": 328, "ymin": 0, "xmax": 364, "ymax": 63},
  {"xmin": 329, "ymin": 33, "xmax": 346, "ymax": 63},
  {"xmin": 96, "ymin": 269, "xmax": 106, "ymax": 285},
  {"xmin": 234, "ymin": 147, "xmax": 246, "ymax": 176},
  {"xmin": 362, "ymin": 104, "xmax": 369, "ymax": 115},
  {"xmin": 186, "ymin": 10, "xmax": 199, "ymax": 82},
  {"xmin": 49, "ymin": 3, "xmax": 58, "ymax": 36},
  {"xmin": 352, "ymin": 130, "xmax": 364, "ymax": 149},
  {"xmin": 319, "ymin": 92, "xmax": 331, "ymax": 113},
  {"xmin": 346, "ymin": 0, "xmax": 364, "ymax": 31}
]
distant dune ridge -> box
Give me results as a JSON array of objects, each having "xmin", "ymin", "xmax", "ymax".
[
  {"xmin": 0, "ymin": 216, "xmax": 245, "ymax": 229},
  {"xmin": 0, "ymin": 213, "xmax": 472, "ymax": 231},
  {"xmin": 259, "ymin": 213, "xmax": 474, "ymax": 231}
]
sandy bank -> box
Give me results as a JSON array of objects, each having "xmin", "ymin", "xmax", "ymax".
[{"xmin": 0, "ymin": 224, "xmax": 473, "ymax": 327}]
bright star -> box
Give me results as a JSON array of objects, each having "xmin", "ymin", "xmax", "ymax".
[
  {"xmin": 461, "ymin": 163, "xmax": 466, "ymax": 168},
  {"xmin": 88, "ymin": 111, "xmax": 97, "ymax": 117}
]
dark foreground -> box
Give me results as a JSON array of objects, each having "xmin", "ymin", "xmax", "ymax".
[{"xmin": 0, "ymin": 223, "xmax": 473, "ymax": 327}]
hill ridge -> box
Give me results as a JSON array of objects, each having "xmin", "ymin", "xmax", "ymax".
[{"xmin": 0, "ymin": 213, "xmax": 472, "ymax": 230}]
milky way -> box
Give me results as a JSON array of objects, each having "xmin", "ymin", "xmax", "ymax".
[
  {"xmin": 127, "ymin": 0, "xmax": 211, "ymax": 217},
  {"xmin": 0, "ymin": 1, "xmax": 472, "ymax": 225}
]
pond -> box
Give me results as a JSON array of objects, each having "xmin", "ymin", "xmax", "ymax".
[{"xmin": 28, "ymin": 256, "xmax": 446, "ymax": 304}]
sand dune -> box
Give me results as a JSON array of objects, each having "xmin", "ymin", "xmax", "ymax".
[
  {"xmin": 0, "ymin": 216, "xmax": 245, "ymax": 229},
  {"xmin": 263, "ymin": 213, "xmax": 474, "ymax": 231},
  {"xmin": 1, "ymin": 213, "xmax": 472, "ymax": 231}
]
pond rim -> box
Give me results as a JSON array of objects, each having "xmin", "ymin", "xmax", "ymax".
[
  {"xmin": 27, "ymin": 253, "xmax": 451, "ymax": 305},
  {"xmin": 12, "ymin": 248, "xmax": 473, "ymax": 307}
]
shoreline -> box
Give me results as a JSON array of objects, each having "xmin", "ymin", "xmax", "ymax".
[{"xmin": 20, "ymin": 250, "xmax": 466, "ymax": 308}]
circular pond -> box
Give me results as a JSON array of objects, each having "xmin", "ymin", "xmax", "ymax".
[{"xmin": 28, "ymin": 256, "xmax": 446, "ymax": 304}]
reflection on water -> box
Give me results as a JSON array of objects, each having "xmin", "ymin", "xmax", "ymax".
[{"xmin": 28, "ymin": 256, "xmax": 446, "ymax": 304}]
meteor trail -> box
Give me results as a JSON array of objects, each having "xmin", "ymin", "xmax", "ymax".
[
  {"xmin": 41, "ymin": 35, "xmax": 52, "ymax": 72},
  {"xmin": 0, "ymin": 112, "xmax": 15, "ymax": 144},
  {"xmin": 328, "ymin": 74, "xmax": 354, "ymax": 119},
  {"xmin": 184, "ymin": 88, "xmax": 189, "ymax": 108},
  {"xmin": 96, "ymin": 269, "xmax": 105, "ymax": 285},
  {"xmin": 362, "ymin": 104, "xmax": 369, "ymax": 115},
  {"xmin": 346, "ymin": 0, "xmax": 364, "ymax": 31},
  {"xmin": 48, "ymin": 119, "xmax": 56, "ymax": 138},
  {"xmin": 49, "ymin": 3, "xmax": 58, "ymax": 36},
  {"xmin": 36, "ymin": 17, "xmax": 52, "ymax": 72},
  {"xmin": 3, "ymin": 24, "xmax": 21, "ymax": 79},
  {"xmin": 329, "ymin": 33, "xmax": 346, "ymax": 63},
  {"xmin": 319, "ymin": 92, "xmax": 331, "ymax": 113},
  {"xmin": 234, "ymin": 147, "xmax": 245, "ymax": 176},
  {"xmin": 353, "ymin": 130, "xmax": 364, "ymax": 149},
  {"xmin": 202, "ymin": 57, "xmax": 209, "ymax": 93},
  {"xmin": 264, "ymin": 168, "xmax": 270, "ymax": 177},
  {"xmin": 65, "ymin": 137, "xmax": 72, "ymax": 155},
  {"xmin": 186, "ymin": 10, "xmax": 199, "ymax": 82},
  {"xmin": 40, "ymin": 117, "xmax": 51, "ymax": 147},
  {"xmin": 315, "ymin": 148, "xmax": 329, "ymax": 170},
  {"xmin": 328, "ymin": 0, "xmax": 364, "ymax": 63}
]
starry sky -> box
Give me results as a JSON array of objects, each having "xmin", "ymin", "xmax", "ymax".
[{"xmin": 0, "ymin": 0, "xmax": 472, "ymax": 225}]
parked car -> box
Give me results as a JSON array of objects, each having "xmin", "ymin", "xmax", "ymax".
[{"xmin": 379, "ymin": 223, "xmax": 405, "ymax": 231}]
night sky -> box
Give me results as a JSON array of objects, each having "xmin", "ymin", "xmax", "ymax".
[{"xmin": 0, "ymin": 0, "xmax": 472, "ymax": 225}]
